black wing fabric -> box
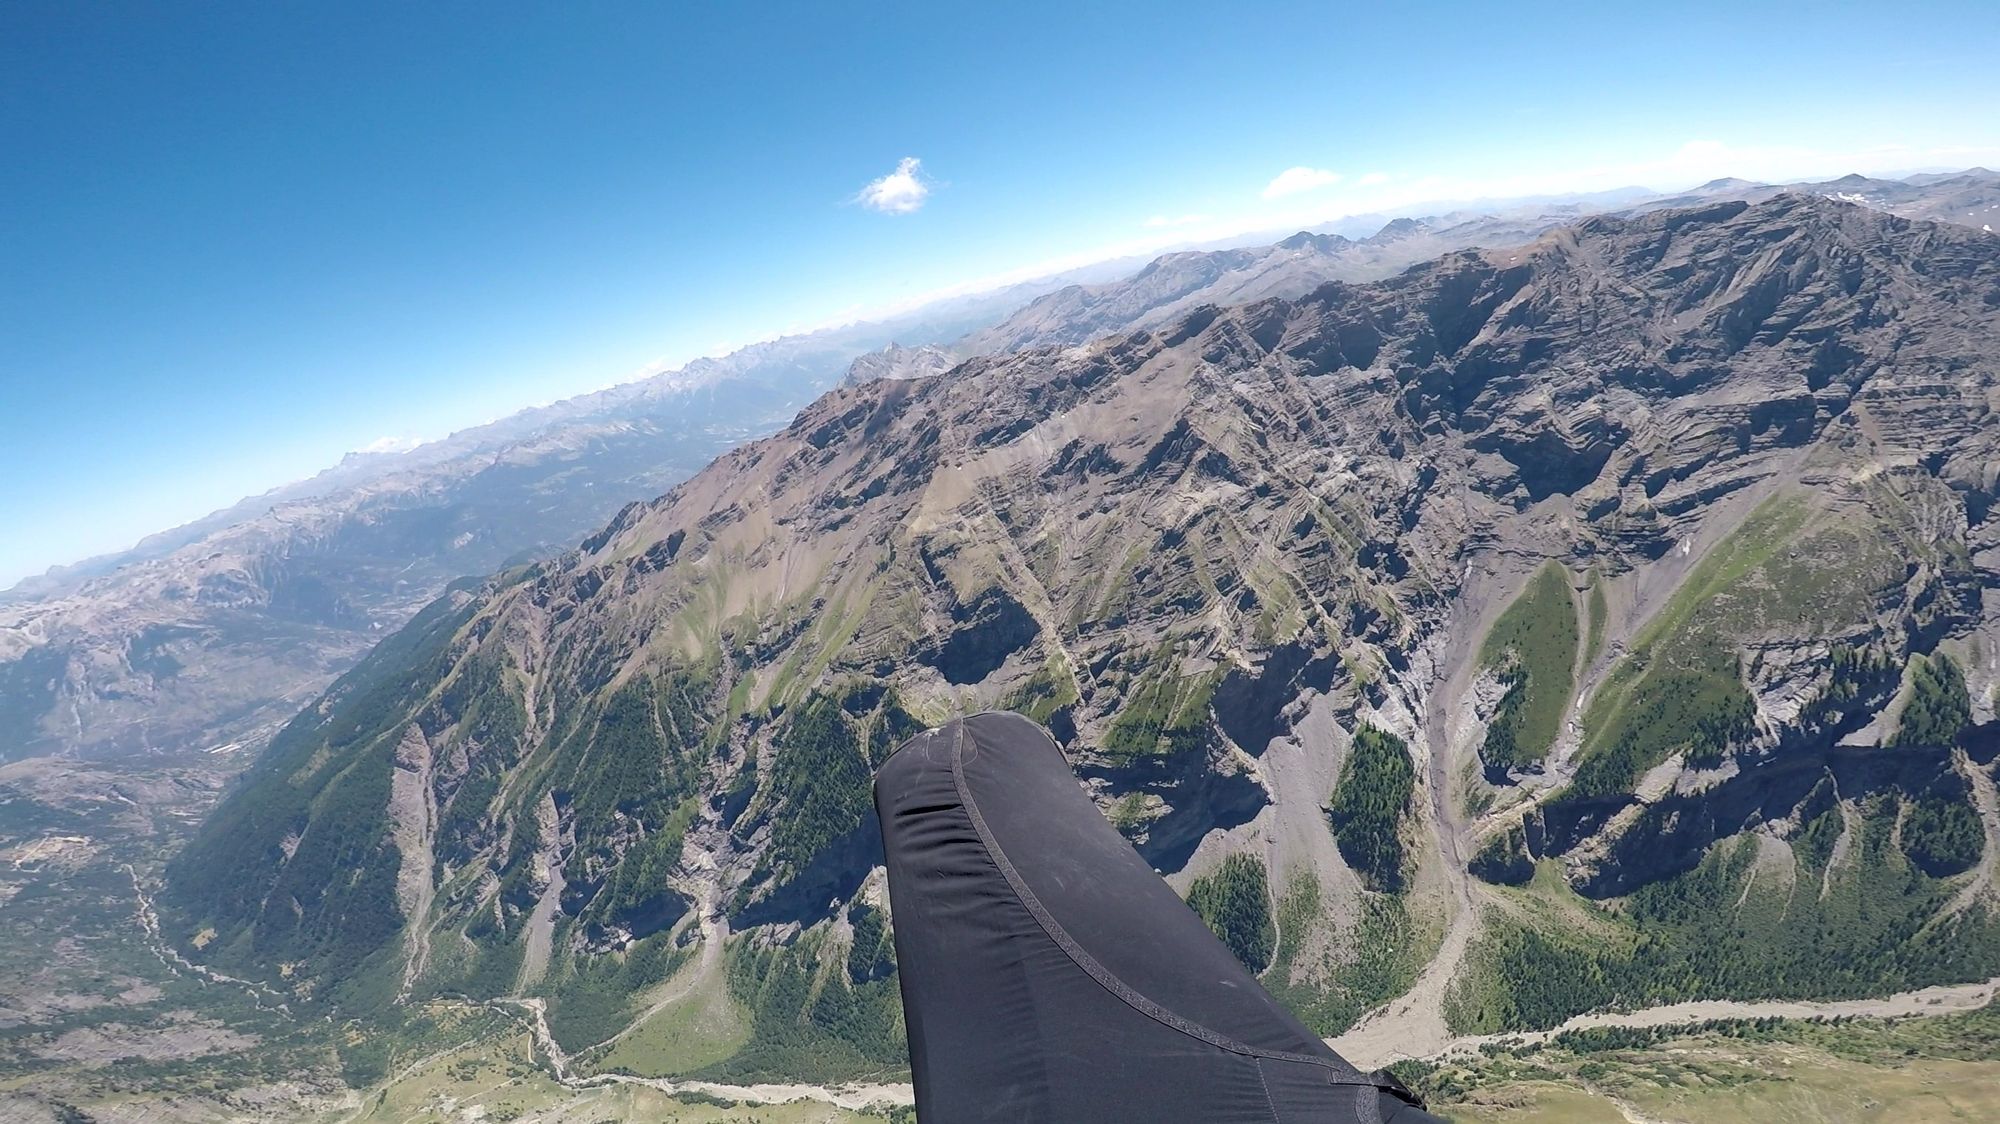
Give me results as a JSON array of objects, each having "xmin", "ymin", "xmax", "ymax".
[{"xmin": 875, "ymin": 711, "xmax": 1441, "ymax": 1123}]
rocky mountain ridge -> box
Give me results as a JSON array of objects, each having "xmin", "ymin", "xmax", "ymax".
[
  {"xmin": 159, "ymin": 194, "xmax": 2000, "ymax": 1084},
  {"xmin": 1637, "ymin": 167, "xmax": 2000, "ymax": 229},
  {"xmin": 964, "ymin": 168, "xmax": 2000, "ymax": 360},
  {"xmin": 9, "ymin": 170, "xmax": 1992, "ymax": 768}
]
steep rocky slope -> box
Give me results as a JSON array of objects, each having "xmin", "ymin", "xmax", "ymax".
[{"xmin": 158, "ymin": 195, "xmax": 2000, "ymax": 1084}]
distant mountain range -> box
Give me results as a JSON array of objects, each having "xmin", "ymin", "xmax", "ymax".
[
  {"xmin": 950, "ymin": 213, "xmax": 1579, "ymax": 357},
  {"xmin": 4, "ymin": 168, "xmax": 1995, "ymax": 765},
  {"xmin": 0, "ymin": 280, "xmax": 1074, "ymax": 762},
  {"xmin": 1635, "ymin": 168, "xmax": 2000, "ymax": 227}
]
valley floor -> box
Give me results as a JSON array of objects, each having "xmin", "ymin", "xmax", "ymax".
[
  {"xmin": 190, "ymin": 1002, "xmax": 2000, "ymax": 1124},
  {"xmin": 1333, "ymin": 974, "xmax": 2000, "ymax": 1070},
  {"xmin": 1406, "ymin": 1002, "xmax": 2000, "ymax": 1124}
]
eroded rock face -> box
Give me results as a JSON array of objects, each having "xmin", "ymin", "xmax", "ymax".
[
  {"xmin": 161, "ymin": 196, "xmax": 2000, "ymax": 1026},
  {"xmin": 928, "ymin": 587, "xmax": 1040, "ymax": 685}
]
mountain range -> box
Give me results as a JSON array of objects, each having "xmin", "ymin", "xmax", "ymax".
[
  {"xmin": 0, "ymin": 279, "xmax": 1090, "ymax": 763},
  {"xmin": 152, "ymin": 192, "xmax": 2000, "ymax": 1090},
  {"xmin": 9, "ymin": 170, "xmax": 1996, "ymax": 774}
]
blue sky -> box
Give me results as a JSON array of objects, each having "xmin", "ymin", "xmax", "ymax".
[{"xmin": 3, "ymin": 0, "xmax": 1996, "ymax": 586}]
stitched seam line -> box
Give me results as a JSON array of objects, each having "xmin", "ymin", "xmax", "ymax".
[
  {"xmin": 947, "ymin": 722, "xmax": 1378, "ymax": 1084},
  {"xmin": 1255, "ymin": 1057, "xmax": 1281, "ymax": 1124}
]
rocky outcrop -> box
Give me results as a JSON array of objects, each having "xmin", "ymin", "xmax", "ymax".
[{"xmin": 841, "ymin": 342, "xmax": 958, "ymax": 387}]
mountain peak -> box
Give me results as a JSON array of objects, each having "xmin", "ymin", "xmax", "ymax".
[
  {"xmin": 1368, "ymin": 216, "xmax": 1431, "ymax": 242},
  {"xmin": 1277, "ymin": 230, "xmax": 1350, "ymax": 252},
  {"xmin": 841, "ymin": 341, "xmax": 958, "ymax": 387}
]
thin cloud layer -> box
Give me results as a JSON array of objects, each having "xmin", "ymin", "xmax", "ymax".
[
  {"xmin": 857, "ymin": 157, "xmax": 931, "ymax": 214},
  {"xmin": 1262, "ymin": 166, "xmax": 1342, "ymax": 198},
  {"xmin": 356, "ymin": 435, "xmax": 425, "ymax": 455}
]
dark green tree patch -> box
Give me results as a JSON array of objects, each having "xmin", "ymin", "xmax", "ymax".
[
  {"xmin": 1569, "ymin": 635, "xmax": 1756, "ymax": 798},
  {"xmin": 763, "ymin": 693, "xmax": 873, "ymax": 884},
  {"xmin": 1328, "ymin": 724, "xmax": 1416, "ymax": 893},
  {"xmin": 1002, "ymin": 658, "xmax": 1081, "ymax": 728},
  {"xmin": 863, "ymin": 686, "xmax": 925, "ymax": 764},
  {"xmin": 1101, "ymin": 645, "xmax": 1219, "ymax": 764},
  {"xmin": 1798, "ymin": 644, "xmax": 1897, "ymax": 733},
  {"xmin": 1469, "ymin": 824, "xmax": 1535, "ymax": 885},
  {"xmin": 845, "ymin": 903, "xmax": 896, "ymax": 985},
  {"xmin": 1451, "ymin": 800, "xmax": 2000, "ymax": 1035},
  {"xmin": 1185, "ymin": 853, "xmax": 1276, "ymax": 971},
  {"xmin": 1893, "ymin": 653, "xmax": 1972, "ymax": 749},
  {"xmin": 159, "ymin": 589, "xmax": 480, "ymax": 994},
  {"xmin": 1901, "ymin": 793, "xmax": 1983, "ymax": 877},
  {"xmin": 705, "ymin": 936, "xmax": 905, "ymax": 1083},
  {"xmin": 542, "ymin": 930, "xmax": 690, "ymax": 1051}
]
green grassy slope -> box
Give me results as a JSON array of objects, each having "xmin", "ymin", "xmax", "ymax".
[{"xmin": 1478, "ymin": 563, "xmax": 1580, "ymax": 773}]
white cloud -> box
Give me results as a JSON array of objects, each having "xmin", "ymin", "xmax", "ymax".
[
  {"xmin": 356, "ymin": 435, "xmax": 425, "ymax": 455},
  {"xmin": 1143, "ymin": 213, "xmax": 1209, "ymax": 228},
  {"xmin": 1262, "ymin": 166, "xmax": 1343, "ymax": 198},
  {"xmin": 1357, "ymin": 171, "xmax": 1391, "ymax": 186},
  {"xmin": 856, "ymin": 157, "xmax": 931, "ymax": 214}
]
